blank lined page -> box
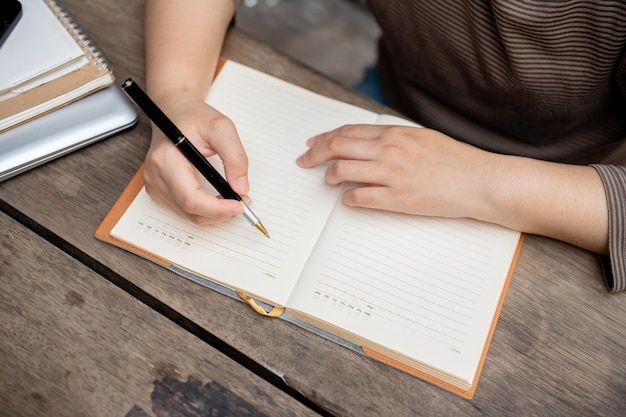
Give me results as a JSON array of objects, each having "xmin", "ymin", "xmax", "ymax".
[
  {"xmin": 111, "ymin": 60, "xmax": 378, "ymax": 306},
  {"xmin": 288, "ymin": 201, "xmax": 521, "ymax": 385}
]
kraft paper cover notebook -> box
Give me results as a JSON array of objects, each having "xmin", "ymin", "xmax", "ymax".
[
  {"xmin": 96, "ymin": 59, "xmax": 524, "ymax": 398},
  {"xmin": 0, "ymin": 0, "xmax": 115, "ymax": 132}
]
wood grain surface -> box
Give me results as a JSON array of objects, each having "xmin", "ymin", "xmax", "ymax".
[
  {"xmin": 0, "ymin": 0, "xmax": 624, "ymax": 416},
  {"xmin": 0, "ymin": 213, "xmax": 317, "ymax": 417}
]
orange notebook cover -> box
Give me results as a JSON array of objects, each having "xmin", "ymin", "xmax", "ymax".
[
  {"xmin": 95, "ymin": 161, "xmax": 524, "ymax": 399},
  {"xmin": 95, "ymin": 163, "xmax": 524, "ymax": 399}
]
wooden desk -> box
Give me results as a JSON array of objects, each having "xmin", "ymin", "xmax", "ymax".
[{"xmin": 1, "ymin": 1, "xmax": 625, "ymax": 416}]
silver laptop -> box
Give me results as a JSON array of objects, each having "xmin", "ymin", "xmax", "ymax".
[{"xmin": 0, "ymin": 83, "xmax": 137, "ymax": 182}]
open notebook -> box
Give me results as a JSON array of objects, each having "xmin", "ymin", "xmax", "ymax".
[{"xmin": 96, "ymin": 59, "xmax": 523, "ymax": 398}]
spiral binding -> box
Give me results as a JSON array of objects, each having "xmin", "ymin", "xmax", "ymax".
[{"xmin": 45, "ymin": 0, "xmax": 113, "ymax": 72}]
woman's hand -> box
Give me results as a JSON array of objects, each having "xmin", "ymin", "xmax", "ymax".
[
  {"xmin": 143, "ymin": 0, "xmax": 240, "ymax": 225},
  {"xmin": 296, "ymin": 124, "xmax": 493, "ymax": 219},
  {"xmin": 142, "ymin": 93, "xmax": 251, "ymax": 226},
  {"xmin": 296, "ymin": 123, "xmax": 609, "ymax": 254}
]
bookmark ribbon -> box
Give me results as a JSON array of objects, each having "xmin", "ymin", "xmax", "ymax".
[{"xmin": 236, "ymin": 291, "xmax": 285, "ymax": 317}]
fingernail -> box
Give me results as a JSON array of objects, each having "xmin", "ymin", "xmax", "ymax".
[
  {"xmin": 235, "ymin": 176, "xmax": 249, "ymax": 193},
  {"xmin": 233, "ymin": 202, "xmax": 244, "ymax": 216}
]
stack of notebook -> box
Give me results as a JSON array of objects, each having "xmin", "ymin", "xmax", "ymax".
[{"xmin": 0, "ymin": 0, "xmax": 136, "ymax": 181}]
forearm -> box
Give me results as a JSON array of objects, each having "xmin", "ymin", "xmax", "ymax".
[
  {"xmin": 144, "ymin": 0, "xmax": 236, "ymax": 103},
  {"xmin": 479, "ymin": 154, "xmax": 609, "ymax": 255}
]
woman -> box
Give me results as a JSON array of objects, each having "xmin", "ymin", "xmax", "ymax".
[{"xmin": 142, "ymin": 0, "xmax": 626, "ymax": 292}]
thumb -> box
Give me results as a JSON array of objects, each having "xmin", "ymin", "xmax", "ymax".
[{"xmin": 212, "ymin": 130, "xmax": 249, "ymax": 195}]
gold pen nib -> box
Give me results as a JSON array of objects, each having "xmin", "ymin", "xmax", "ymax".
[
  {"xmin": 254, "ymin": 221, "xmax": 270, "ymax": 238},
  {"xmin": 240, "ymin": 200, "xmax": 269, "ymax": 238}
]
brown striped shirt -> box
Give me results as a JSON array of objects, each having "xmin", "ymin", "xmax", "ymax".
[{"xmin": 367, "ymin": 0, "xmax": 626, "ymax": 292}]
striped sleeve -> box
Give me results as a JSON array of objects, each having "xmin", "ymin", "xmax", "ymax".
[{"xmin": 591, "ymin": 164, "xmax": 626, "ymax": 292}]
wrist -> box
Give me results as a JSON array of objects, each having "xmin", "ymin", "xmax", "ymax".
[
  {"xmin": 470, "ymin": 154, "xmax": 609, "ymax": 253},
  {"xmin": 146, "ymin": 81, "xmax": 206, "ymax": 108},
  {"xmin": 453, "ymin": 149, "xmax": 508, "ymax": 224}
]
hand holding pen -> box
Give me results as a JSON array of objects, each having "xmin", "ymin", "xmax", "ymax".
[{"xmin": 122, "ymin": 78, "xmax": 269, "ymax": 238}]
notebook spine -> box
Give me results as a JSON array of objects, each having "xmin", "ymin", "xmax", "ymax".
[{"xmin": 45, "ymin": 0, "xmax": 113, "ymax": 72}]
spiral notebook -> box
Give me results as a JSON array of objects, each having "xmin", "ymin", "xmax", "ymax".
[{"xmin": 0, "ymin": 0, "xmax": 115, "ymax": 132}]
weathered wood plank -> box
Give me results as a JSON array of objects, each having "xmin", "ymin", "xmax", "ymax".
[
  {"xmin": 0, "ymin": 212, "xmax": 318, "ymax": 417},
  {"xmin": 0, "ymin": 0, "xmax": 624, "ymax": 415}
]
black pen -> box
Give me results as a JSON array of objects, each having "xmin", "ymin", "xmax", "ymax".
[{"xmin": 121, "ymin": 78, "xmax": 269, "ymax": 238}]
